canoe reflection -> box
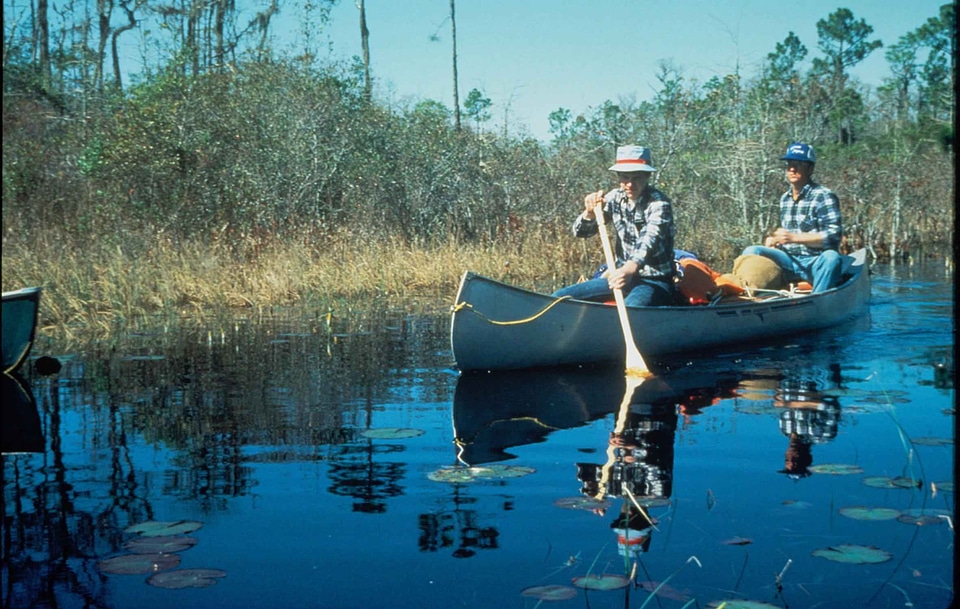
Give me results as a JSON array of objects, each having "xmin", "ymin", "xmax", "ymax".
[
  {"xmin": 452, "ymin": 367, "xmax": 627, "ymax": 466},
  {"xmin": 1, "ymin": 372, "xmax": 44, "ymax": 454},
  {"xmin": 452, "ymin": 367, "xmax": 742, "ymax": 467}
]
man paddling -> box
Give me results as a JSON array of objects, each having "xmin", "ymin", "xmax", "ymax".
[
  {"xmin": 553, "ymin": 145, "xmax": 676, "ymax": 307},
  {"xmin": 741, "ymin": 142, "xmax": 843, "ymax": 292}
]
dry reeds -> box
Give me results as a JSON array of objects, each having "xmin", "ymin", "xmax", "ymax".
[{"xmin": 2, "ymin": 224, "xmax": 603, "ymax": 339}]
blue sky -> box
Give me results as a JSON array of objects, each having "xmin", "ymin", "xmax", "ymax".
[{"xmin": 312, "ymin": 0, "xmax": 948, "ymax": 140}]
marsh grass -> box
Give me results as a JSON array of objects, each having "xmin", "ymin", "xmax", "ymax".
[{"xmin": 2, "ymin": 224, "xmax": 600, "ymax": 339}]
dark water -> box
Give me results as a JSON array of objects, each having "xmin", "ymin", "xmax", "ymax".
[{"xmin": 2, "ymin": 262, "xmax": 954, "ymax": 609}]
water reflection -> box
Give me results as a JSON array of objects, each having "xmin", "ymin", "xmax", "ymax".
[
  {"xmin": 2, "ymin": 285, "xmax": 953, "ymax": 608},
  {"xmin": 774, "ymin": 372, "xmax": 842, "ymax": 478},
  {"xmin": 1, "ymin": 373, "xmax": 44, "ymax": 454}
]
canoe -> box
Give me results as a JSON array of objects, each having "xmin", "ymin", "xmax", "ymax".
[
  {"xmin": 450, "ymin": 249, "xmax": 869, "ymax": 371},
  {"xmin": 2, "ymin": 286, "xmax": 42, "ymax": 374}
]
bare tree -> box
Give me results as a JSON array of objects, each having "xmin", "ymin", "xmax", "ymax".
[
  {"xmin": 356, "ymin": 0, "xmax": 371, "ymax": 102},
  {"xmin": 450, "ymin": 0, "xmax": 460, "ymax": 131}
]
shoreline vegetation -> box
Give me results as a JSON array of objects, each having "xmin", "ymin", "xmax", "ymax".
[
  {"xmin": 2, "ymin": 226, "xmax": 953, "ymax": 344},
  {"xmin": 3, "ymin": 4, "xmax": 955, "ymax": 340}
]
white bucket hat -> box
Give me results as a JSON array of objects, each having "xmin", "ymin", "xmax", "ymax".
[{"xmin": 609, "ymin": 145, "xmax": 656, "ymax": 173}]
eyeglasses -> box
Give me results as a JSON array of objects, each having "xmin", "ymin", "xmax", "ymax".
[{"xmin": 617, "ymin": 173, "xmax": 646, "ymax": 182}]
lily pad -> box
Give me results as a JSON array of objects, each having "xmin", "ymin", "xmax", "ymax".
[
  {"xmin": 147, "ymin": 568, "xmax": 227, "ymax": 589},
  {"xmin": 98, "ymin": 553, "xmax": 181, "ymax": 575},
  {"xmin": 838, "ymin": 506, "xmax": 901, "ymax": 521},
  {"xmin": 571, "ymin": 574, "xmax": 630, "ymax": 591},
  {"xmin": 428, "ymin": 464, "xmax": 536, "ymax": 483},
  {"xmin": 124, "ymin": 520, "xmax": 203, "ymax": 537},
  {"xmin": 862, "ymin": 476, "xmax": 900, "ymax": 489},
  {"xmin": 553, "ymin": 496, "xmax": 611, "ymax": 512},
  {"xmin": 708, "ymin": 601, "xmax": 782, "ymax": 609},
  {"xmin": 887, "ymin": 476, "xmax": 922, "ymax": 489},
  {"xmin": 636, "ymin": 581, "xmax": 691, "ymax": 602},
  {"xmin": 808, "ymin": 463, "xmax": 864, "ymax": 475},
  {"xmin": 897, "ymin": 508, "xmax": 952, "ymax": 526},
  {"xmin": 911, "ymin": 436, "xmax": 953, "ymax": 446},
  {"xmin": 722, "ymin": 536, "xmax": 753, "ymax": 545},
  {"xmin": 124, "ymin": 536, "xmax": 199, "ymax": 554},
  {"xmin": 520, "ymin": 585, "xmax": 578, "ymax": 601},
  {"xmin": 811, "ymin": 544, "xmax": 892, "ymax": 564},
  {"xmin": 427, "ymin": 467, "xmax": 477, "ymax": 483},
  {"xmin": 470, "ymin": 464, "xmax": 536, "ymax": 479},
  {"xmin": 862, "ymin": 475, "xmax": 921, "ymax": 489},
  {"xmin": 359, "ymin": 427, "xmax": 425, "ymax": 440}
]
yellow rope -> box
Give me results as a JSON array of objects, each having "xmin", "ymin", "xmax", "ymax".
[{"xmin": 451, "ymin": 296, "xmax": 572, "ymax": 325}]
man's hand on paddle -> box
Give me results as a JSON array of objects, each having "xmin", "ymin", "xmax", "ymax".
[{"xmin": 583, "ymin": 189, "xmax": 604, "ymax": 221}]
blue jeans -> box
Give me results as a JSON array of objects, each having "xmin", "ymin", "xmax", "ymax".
[
  {"xmin": 740, "ymin": 246, "xmax": 843, "ymax": 293},
  {"xmin": 553, "ymin": 276, "xmax": 675, "ymax": 307}
]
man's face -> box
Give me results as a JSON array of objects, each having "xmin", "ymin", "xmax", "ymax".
[
  {"xmin": 618, "ymin": 172, "xmax": 650, "ymax": 200},
  {"xmin": 785, "ymin": 160, "xmax": 814, "ymax": 187}
]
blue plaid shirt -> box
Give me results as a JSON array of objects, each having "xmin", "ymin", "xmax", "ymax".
[
  {"xmin": 780, "ymin": 181, "xmax": 842, "ymax": 256},
  {"xmin": 572, "ymin": 185, "xmax": 675, "ymax": 278}
]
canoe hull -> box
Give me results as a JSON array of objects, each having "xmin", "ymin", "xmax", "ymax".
[
  {"xmin": 450, "ymin": 250, "xmax": 870, "ymax": 371},
  {"xmin": 2, "ymin": 287, "xmax": 42, "ymax": 374}
]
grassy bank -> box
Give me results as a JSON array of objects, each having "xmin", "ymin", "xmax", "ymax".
[{"xmin": 2, "ymin": 224, "xmax": 609, "ymax": 339}]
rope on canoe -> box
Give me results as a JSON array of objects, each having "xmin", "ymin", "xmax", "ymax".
[{"xmin": 451, "ymin": 296, "xmax": 572, "ymax": 325}]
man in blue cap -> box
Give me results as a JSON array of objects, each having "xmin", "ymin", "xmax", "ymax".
[{"xmin": 741, "ymin": 143, "xmax": 843, "ymax": 292}]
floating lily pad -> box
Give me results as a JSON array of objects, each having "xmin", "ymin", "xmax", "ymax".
[
  {"xmin": 708, "ymin": 601, "xmax": 782, "ymax": 609},
  {"xmin": 862, "ymin": 475, "xmax": 921, "ymax": 489},
  {"xmin": 521, "ymin": 585, "xmax": 578, "ymax": 601},
  {"xmin": 359, "ymin": 427, "xmax": 425, "ymax": 440},
  {"xmin": 862, "ymin": 476, "xmax": 899, "ymax": 489},
  {"xmin": 811, "ymin": 544, "xmax": 892, "ymax": 564},
  {"xmin": 98, "ymin": 553, "xmax": 181, "ymax": 575},
  {"xmin": 808, "ymin": 463, "xmax": 864, "ymax": 475},
  {"xmin": 553, "ymin": 496, "xmax": 611, "ymax": 512},
  {"xmin": 722, "ymin": 536, "xmax": 753, "ymax": 545},
  {"xmin": 911, "ymin": 436, "xmax": 953, "ymax": 446},
  {"xmin": 897, "ymin": 508, "xmax": 952, "ymax": 526},
  {"xmin": 427, "ymin": 467, "xmax": 477, "ymax": 483},
  {"xmin": 147, "ymin": 568, "xmax": 227, "ymax": 589},
  {"xmin": 124, "ymin": 536, "xmax": 199, "ymax": 554},
  {"xmin": 838, "ymin": 506, "xmax": 901, "ymax": 521},
  {"xmin": 636, "ymin": 581, "xmax": 691, "ymax": 602},
  {"xmin": 571, "ymin": 574, "xmax": 630, "ymax": 590},
  {"xmin": 884, "ymin": 476, "xmax": 922, "ymax": 489},
  {"xmin": 471, "ymin": 464, "xmax": 536, "ymax": 479},
  {"xmin": 124, "ymin": 520, "xmax": 203, "ymax": 537}
]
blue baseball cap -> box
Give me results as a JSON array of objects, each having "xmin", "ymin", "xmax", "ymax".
[{"xmin": 780, "ymin": 142, "xmax": 816, "ymax": 163}]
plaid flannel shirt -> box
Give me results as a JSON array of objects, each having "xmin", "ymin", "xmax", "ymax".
[
  {"xmin": 571, "ymin": 185, "xmax": 675, "ymax": 278},
  {"xmin": 780, "ymin": 181, "xmax": 842, "ymax": 256}
]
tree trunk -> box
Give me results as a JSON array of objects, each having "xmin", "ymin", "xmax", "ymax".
[
  {"xmin": 358, "ymin": 0, "xmax": 371, "ymax": 102},
  {"xmin": 37, "ymin": 0, "xmax": 51, "ymax": 87},
  {"xmin": 450, "ymin": 0, "xmax": 460, "ymax": 131}
]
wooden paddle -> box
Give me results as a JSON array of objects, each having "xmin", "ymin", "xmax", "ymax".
[{"xmin": 593, "ymin": 195, "xmax": 650, "ymax": 377}]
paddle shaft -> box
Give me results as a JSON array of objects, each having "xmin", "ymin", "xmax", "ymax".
[{"xmin": 593, "ymin": 198, "xmax": 649, "ymax": 376}]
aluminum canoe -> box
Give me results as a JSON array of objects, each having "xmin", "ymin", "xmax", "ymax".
[
  {"xmin": 2, "ymin": 286, "xmax": 42, "ymax": 374},
  {"xmin": 450, "ymin": 249, "xmax": 869, "ymax": 371}
]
